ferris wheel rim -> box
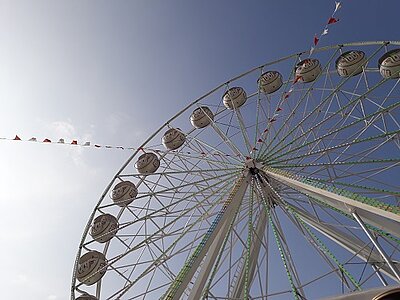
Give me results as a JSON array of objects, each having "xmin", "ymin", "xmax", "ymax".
[{"xmin": 72, "ymin": 40, "xmax": 400, "ymax": 300}]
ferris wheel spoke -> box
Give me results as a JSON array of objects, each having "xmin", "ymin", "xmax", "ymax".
[
  {"xmin": 162, "ymin": 175, "xmax": 250, "ymax": 299},
  {"xmin": 281, "ymin": 204, "xmax": 357, "ymax": 290},
  {"xmin": 259, "ymin": 48, "xmax": 342, "ymax": 159},
  {"xmin": 264, "ymin": 44, "xmax": 387, "ymax": 159},
  {"xmin": 266, "ymin": 100, "xmax": 399, "ymax": 166},
  {"xmin": 184, "ymin": 133, "xmax": 243, "ymax": 165},
  {"xmin": 266, "ymin": 178, "xmax": 393, "ymax": 288},
  {"xmin": 266, "ymin": 86, "xmax": 393, "ymax": 165},
  {"xmin": 264, "ymin": 167, "xmax": 400, "ymax": 238},
  {"xmin": 94, "ymin": 175, "xmax": 238, "ymax": 254},
  {"xmin": 73, "ymin": 41, "xmax": 400, "ymax": 300},
  {"xmin": 235, "ymin": 109, "xmax": 253, "ymax": 154},
  {"xmin": 271, "ymin": 129, "xmax": 399, "ymax": 170},
  {"xmin": 105, "ymin": 178, "xmax": 239, "ymax": 299},
  {"xmin": 259, "ymin": 54, "xmax": 301, "ymax": 156}
]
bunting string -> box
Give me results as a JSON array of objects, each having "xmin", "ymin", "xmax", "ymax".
[
  {"xmin": 3, "ymin": 2, "xmax": 343, "ymax": 162},
  {"xmin": 251, "ymin": 1, "xmax": 343, "ymax": 153},
  {"xmin": 0, "ymin": 134, "xmax": 241, "ymax": 159}
]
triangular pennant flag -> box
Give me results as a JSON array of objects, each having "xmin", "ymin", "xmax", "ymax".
[
  {"xmin": 269, "ymin": 118, "xmax": 277, "ymax": 123},
  {"xmin": 71, "ymin": 140, "xmax": 78, "ymax": 145},
  {"xmin": 334, "ymin": 1, "xmax": 341, "ymax": 13},
  {"xmin": 284, "ymin": 93, "xmax": 290, "ymax": 99},
  {"xmin": 263, "ymin": 128, "xmax": 269, "ymax": 133},
  {"xmin": 29, "ymin": 137, "xmax": 37, "ymax": 142},
  {"xmin": 309, "ymin": 46, "xmax": 315, "ymax": 55},
  {"xmin": 83, "ymin": 141, "xmax": 90, "ymax": 146},
  {"xmin": 245, "ymin": 156, "xmax": 252, "ymax": 160},
  {"xmin": 293, "ymin": 75, "xmax": 303, "ymax": 84},
  {"xmin": 117, "ymin": 146, "xmax": 124, "ymax": 149},
  {"xmin": 257, "ymin": 138, "xmax": 263, "ymax": 143},
  {"xmin": 314, "ymin": 35, "xmax": 319, "ymax": 46},
  {"xmin": 252, "ymin": 147, "xmax": 258, "ymax": 151},
  {"xmin": 13, "ymin": 135, "xmax": 21, "ymax": 140},
  {"xmin": 328, "ymin": 17, "xmax": 339, "ymax": 24},
  {"xmin": 321, "ymin": 28, "xmax": 329, "ymax": 36},
  {"xmin": 276, "ymin": 107, "xmax": 282, "ymax": 112},
  {"xmin": 58, "ymin": 138, "xmax": 65, "ymax": 144},
  {"xmin": 94, "ymin": 144, "xmax": 101, "ymax": 148},
  {"xmin": 105, "ymin": 145, "xmax": 112, "ymax": 148},
  {"xmin": 43, "ymin": 138, "xmax": 51, "ymax": 143}
]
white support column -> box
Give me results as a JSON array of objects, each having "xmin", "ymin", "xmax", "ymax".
[
  {"xmin": 231, "ymin": 207, "xmax": 268, "ymax": 299},
  {"xmin": 164, "ymin": 173, "xmax": 251, "ymax": 300},
  {"xmin": 352, "ymin": 211, "xmax": 400, "ymax": 282},
  {"xmin": 263, "ymin": 169, "xmax": 400, "ymax": 237},
  {"xmin": 187, "ymin": 216, "xmax": 232, "ymax": 300},
  {"xmin": 290, "ymin": 204, "xmax": 398, "ymax": 281}
]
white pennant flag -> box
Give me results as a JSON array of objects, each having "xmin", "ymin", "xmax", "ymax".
[
  {"xmin": 83, "ymin": 141, "xmax": 90, "ymax": 146},
  {"xmin": 309, "ymin": 46, "xmax": 315, "ymax": 55},
  {"xmin": 334, "ymin": 1, "xmax": 341, "ymax": 13},
  {"xmin": 321, "ymin": 28, "xmax": 329, "ymax": 36}
]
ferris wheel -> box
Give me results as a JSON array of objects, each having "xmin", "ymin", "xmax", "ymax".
[{"xmin": 71, "ymin": 41, "xmax": 400, "ymax": 300}]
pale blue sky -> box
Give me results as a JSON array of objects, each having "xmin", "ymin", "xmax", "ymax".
[{"xmin": 0, "ymin": 1, "xmax": 399, "ymax": 299}]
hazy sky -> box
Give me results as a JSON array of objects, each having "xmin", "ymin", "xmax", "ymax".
[{"xmin": 0, "ymin": 1, "xmax": 399, "ymax": 299}]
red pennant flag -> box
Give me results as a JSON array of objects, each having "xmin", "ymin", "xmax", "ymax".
[
  {"xmin": 328, "ymin": 17, "xmax": 339, "ymax": 24},
  {"xmin": 252, "ymin": 147, "xmax": 258, "ymax": 151},
  {"xmin": 284, "ymin": 93, "xmax": 290, "ymax": 99},
  {"xmin": 263, "ymin": 128, "xmax": 269, "ymax": 133},
  {"xmin": 13, "ymin": 135, "xmax": 21, "ymax": 140},
  {"xmin": 226, "ymin": 154, "xmax": 230, "ymax": 157},
  {"xmin": 314, "ymin": 35, "xmax": 319, "ymax": 46},
  {"xmin": 245, "ymin": 156, "xmax": 251, "ymax": 160},
  {"xmin": 257, "ymin": 138, "xmax": 263, "ymax": 143},
  {"xmin": 276, "ymin": 107, "xmax": 282, "ymax": 112},
  {"xmin": 43, "ymin": 138, "xmax": 51, "ymax": 143},
  {"xmin": 293, "ymin": 75, "xmax": 303, "ymax": 84},
  {"xmin": 201, "ymin": 152, "xmax": 206, "ymax": 155},
  {"xmin": 71, "ymin": 140, "xmax": 78, "ymax": 145},
  {"xmin": 269, "ymin": 118, "xmax": 276, "ymax": 123}
]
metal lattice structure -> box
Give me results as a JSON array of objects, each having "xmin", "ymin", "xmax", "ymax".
[{"xmin": 72, "ymin": 41, "xmax": 400, "ymax": 300}]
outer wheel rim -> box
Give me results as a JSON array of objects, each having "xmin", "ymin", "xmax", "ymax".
[{"xmin": 72, "ymin": 41, "xmax": 400, "ymax": 300}]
